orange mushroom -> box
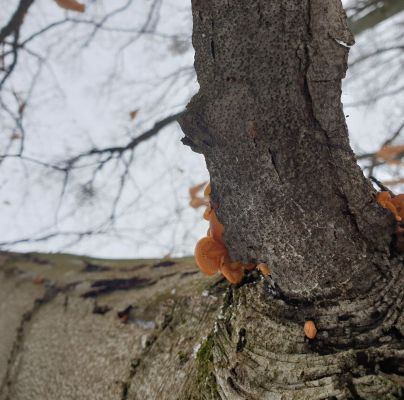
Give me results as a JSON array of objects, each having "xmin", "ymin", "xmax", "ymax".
[
  {"xmin": 376, "ymin": 191, "xmax": 404, "ymax": 254},
  {"xmin": 193, "ymin": 181, "xmax": 269, "ymax": 284},
  {"xmin": 194, "ymin": 237, "xmax": 226, "ymax": 276},
  {"xmin": 376, "ymin": 191, "xmax": 402, "ymax": 221},
  {"xmin": 220, "ymin": 260, "xmax": 245, "ymax": 284},
  {"xmin": 304, "ymin": 320, "xmax": 317, "ymax": 340},
  {"xmin": 207, "ymin": 208, "xmax": 225, "ymax": 242},
  {"xmin": 257, "ymin": 263, "xmax": 270, "ymax": 276},
  {"xmin": 390, "ymin": 194, "xmax": 404, "ymax": 220},
  {"xmin": 376, "ymin": 191, "xmax": 391, "ymax": 205}
]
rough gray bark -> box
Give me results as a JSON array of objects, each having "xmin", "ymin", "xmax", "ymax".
[
  {"xmin": 179, "ymin": 0, "xmax": 394, "ymax": 300},
  {"xmin": 178, "ymin": 0, "xmax": 404, "ymax": 398}
]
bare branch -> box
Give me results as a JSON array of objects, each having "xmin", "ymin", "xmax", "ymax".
[
  {"xmin": 356, "ymin": 120, "xmax": 404, "ymax": 161},
  {"xmin": 0, "ymin": 0, "xmax": 35, "ymax": 44},
  {"xmin": 349, "ymin": 0, "xmax": 404, "ymax": 35},
  {"xmin": 357, "ymin": 121, "xmax": 404, "ymax": 179},
  {"xmin": 0, "ymin": 229, "xmax": 106, "ymax": 247},
  {"xmin": 65, "ymin": 111, "xmax": 184, "ymax": 167}
]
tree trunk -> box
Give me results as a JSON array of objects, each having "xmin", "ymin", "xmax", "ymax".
[
  {"xmin": 178, "ymin": 0, "xmax": 404, "ymax": 398},
  {"xmin": 0, "ymin": 252, "xmax": 224, "ymax": 400},
  {"xmin": 1, "ymin": 1, "xmax": 403, "ymax": 400}
]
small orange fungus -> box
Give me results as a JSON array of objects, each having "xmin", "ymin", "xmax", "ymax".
[
  {"xmin": 257, "ymin": 263, "xmax": 270, "ymax": 276},
  {"xmin": 304, "ymin": 320, "xmax": 317, "ymax": 339},
  {"xmin": 192, "ymin": 182, "xmax": 270, "ymax": 284},
  {"xmin": 376, "ymin": 191, "xmax": 404, "ymax": 221}
]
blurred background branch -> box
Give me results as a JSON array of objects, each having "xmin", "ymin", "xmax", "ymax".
[{"xmin": 348, "ymin": 0, "xmax": 404, "ymax": 35}]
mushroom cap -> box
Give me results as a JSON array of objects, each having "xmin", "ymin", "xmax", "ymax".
[
  {"xmin": 304, "ymin": 320, "xmax": 317, "ymax": 339},
  {"xmin": 194, "ymin": 237, "xmax": 227, "ymax": 276}
]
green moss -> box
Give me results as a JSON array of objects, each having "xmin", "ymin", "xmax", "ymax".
[{"xmin": 192, "ymin": 335, "xmax": 220, "ymax": 399}]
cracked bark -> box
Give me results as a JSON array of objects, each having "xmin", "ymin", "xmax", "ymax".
[{"xmin": 178, "ymin": 0, "xmax": 404, "ymax": 398}]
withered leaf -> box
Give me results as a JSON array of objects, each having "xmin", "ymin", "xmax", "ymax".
[
  {"xmin": 55, "ymin": 0, "xmax": 85, "ymax": 13},
  {"xmin": 376, "ymin": 144, "xmax": 404, "ymax": 165},
  {"xmin": 129, "ymin": 109, "xmax": 139, "ymax": 120}
]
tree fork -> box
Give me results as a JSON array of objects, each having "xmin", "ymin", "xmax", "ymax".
[{"xmin": 179, "ymin": 0, "xmax": 396, "ymax": 300}]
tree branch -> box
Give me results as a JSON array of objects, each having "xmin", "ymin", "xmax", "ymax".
[
  {"xmin": 0, "ymin": 0, "xmax": 35, "ymax": 44},
  {"xmin": 349, "ymin": 0, "xmax": 404, "ymax": 35},
  {"xmin": 65, "ymin": 111, "xmax": 184, "ymax": 167}
]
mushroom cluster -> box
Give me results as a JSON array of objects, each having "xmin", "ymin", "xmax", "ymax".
[
  {"xmin": 376, "ymin": 191, "xmax": 404, "ymax": 253},
  {"xmin": 193, "ymin": 183, "xmax": 269, "ymax": 284},
  {"xmin": 377, "ymin": 191, "xmax": 404, "ymax": 221}
]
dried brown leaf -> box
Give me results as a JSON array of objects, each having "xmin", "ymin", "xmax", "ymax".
[
  {"xmin": 189, "ymin": 182, "xmax": 209, "ymax": 209},
  {"xmin": 10, "ymin": 132, "xmax": 21, "ymax": 140},
  {"xmin": 55, "ymin": 0, "xmax": 85, "ymax": 13},
  {"xmin": 376, "ymin": 145, "xmax": 404, "ymax": 165},
  {"xmin": 129, "ymin": 109, "xmax": 139, "ymax": 120}
]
